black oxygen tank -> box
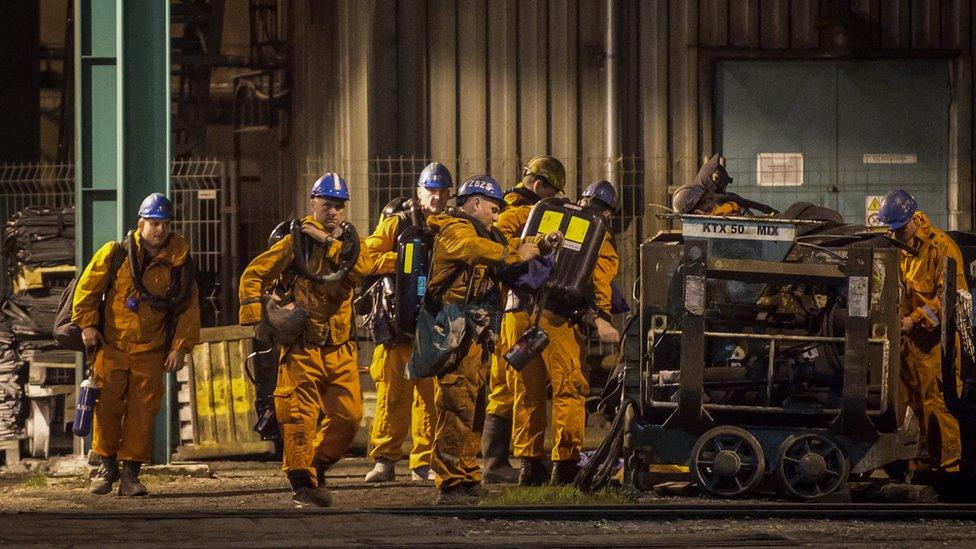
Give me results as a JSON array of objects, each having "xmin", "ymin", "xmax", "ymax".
[
  {"xmin": 393, "ymin": 223, "xmax": 433, "ymax": 336},
  {"xmin": 521, "ymin": 197, "xmax": 608, "ymax": 313}
]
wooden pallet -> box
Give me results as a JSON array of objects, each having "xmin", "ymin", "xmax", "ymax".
[
  {"xmin": 176, "ymin": 325, "xmax": 275, "ymax": 460},
  {"xmin": 0, "ymin": 439, "xmax": 20, "ymax": 466}
]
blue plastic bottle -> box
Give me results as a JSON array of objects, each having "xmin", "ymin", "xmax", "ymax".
[{"xmin": 73, "ymin": 378, "xmax": 99, "ymax": 437}]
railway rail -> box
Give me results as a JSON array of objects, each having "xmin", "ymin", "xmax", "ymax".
[{"xmin": 6, "ymin": 503, "xmax": 976, "ymax": 522}]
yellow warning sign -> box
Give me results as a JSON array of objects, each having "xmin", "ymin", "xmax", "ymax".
[
  {"xmin": 538, "ymin": 210, "xmax": 564, "ymax": 235},
  {"xmin": 865, "ymin": 195, "xmax": 885, "ymax": 227},
  {"xmin": 565, "ymin": 216, "xmax": 590, "ymax": 244},
  {"xmin": 403, "ymin": 243, "xmax": 414, "ymax": 274}
]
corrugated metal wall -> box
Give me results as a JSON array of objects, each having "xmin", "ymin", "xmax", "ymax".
[{"xmin": 287, "ymin": 0, "xmax": 976, "ymax": 293}]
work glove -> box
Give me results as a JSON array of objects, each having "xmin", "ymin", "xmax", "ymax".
[{"xmin": 337, "ymin": 221, "xmax": 359, "ymax": 263}]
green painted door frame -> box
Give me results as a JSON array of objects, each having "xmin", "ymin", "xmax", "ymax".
[{"xmin": 75, "ymin": 0, "xmax": 172, "ymax": 464}]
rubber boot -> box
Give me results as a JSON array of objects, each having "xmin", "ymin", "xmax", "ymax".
[
  {"xmin": 518, "ymin": 458, "xmax": 549, "ymax": 487},
  {"xmin": 364, "ymin": 458, "xmax": 396, "ymax": 483},
  {"xmin": 90, "ymin": 455, "xmax": 119, "ymax": 495},
  {"xmin": 118, "ymin": 461, "xmax": 148, "ymax": 497},
  {"xmin": 288, "ymin": 470, "xmax": 333, "ymax": 508},
  {"xmin": 550, "ymin": 459, "xmax": 581, "ymax": 486},
  {"xmin": 481, "ymin": 414, "xmax": 519, "ymax": 484}
]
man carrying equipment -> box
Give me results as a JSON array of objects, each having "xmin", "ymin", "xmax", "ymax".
[
  {"xmin": 239, "ymin": 173, "xmax": 373, "ymax": 508},
  {"xmin": 879, "ymin": 189, "xmax": 966, "ymax": 474},
  {"xmin": 76, "ymin": 193, "xmax": 200, "ymax": 497},
  {"xmin": 507, "ymin": 179, "xmax": 621, "ymax": 487},
  {"xmin": 362, "ymin": 162, "xmax": 452, "ymax": 483},
  {"xmin": 423, "ymin": 175, "xmax": 558, "ymax": 504},
  {"xmin": 483, "ymin": 155, "xmax": 566, "ymax": 484}
]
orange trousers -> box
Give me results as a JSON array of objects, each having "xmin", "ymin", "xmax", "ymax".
[
  {"xmin": 431, "ymin": 342, "xmax": 488, "ymax": 490},
  {"xmin": 275, "ymin": 341, "xmax": 362, "ymax": 484},
  {"xmin": 368, "ymin": 341, "xmax": 436, "ymax": 469},
  {"xmin": 91, "ymin": 345, "xmax": 166, "ymax": 463}
]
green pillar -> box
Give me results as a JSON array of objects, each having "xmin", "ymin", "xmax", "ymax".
[{"xmin": 76, "ymin": 0, "xmax": 172, "ymax": 464}]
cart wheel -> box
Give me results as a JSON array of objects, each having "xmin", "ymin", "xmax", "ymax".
[
  {"xmin": 691, "ymin": 426, "xmax": 765, "ymax": 498},
  {"xmin": 775, "ymin": 433, "xmax": 850, "ymax": 500}
]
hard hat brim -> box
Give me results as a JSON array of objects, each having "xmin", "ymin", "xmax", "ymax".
[
  {"xmin": 882, "ymin": 217, "xmax": 911, "ymax": 230},
  {"xmin": 419, "ymin": 181, "xmax": 451, "ymax": 190}
]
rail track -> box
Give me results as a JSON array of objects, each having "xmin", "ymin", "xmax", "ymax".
[{"xmin": 6, "ymin": 503, "xmax": 976, "ymax": 522}]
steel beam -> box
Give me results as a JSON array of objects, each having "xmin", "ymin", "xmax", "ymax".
[{"xmin": 75, "ymin": 0, "xmax": 171, "ymax": 463}]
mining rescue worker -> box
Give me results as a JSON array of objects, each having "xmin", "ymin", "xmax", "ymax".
[
  {"xmin": 239, "ymin": 173, "xmax": 373, "ymax": 508},
  {"xmin": 361, "ymin": 162, "xmax": 452, "ymax": 483},
  {"xmin": 879, "ymin": 189, "xmax": 966, "ymax": 473},
  {"xmin": 506, "ymin": 179, "xmax": 622, "ymax": 487},
  {"xmin": 424, "ymin": 175, "xmax": 559, "ymax": 504},
  {"xmin": 483, "ymin": 155, "xmax": 566, "ymax": 484},
  {"xmin": 671, "ymin": 153, "xmax": 777, "ymax": 216},
  {"xmin": 76, "ymin": 193, "xmax": 201, "ymax": 497}
]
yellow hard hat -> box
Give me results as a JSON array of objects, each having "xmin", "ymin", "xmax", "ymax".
[{"xmin": 523, "ymin": 155, "xmax": 566, "ymax": 193}]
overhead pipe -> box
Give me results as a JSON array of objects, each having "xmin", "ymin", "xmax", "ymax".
[{"xmin": 605, "ymin": 0, "xmax": 620, "ymax": 187}]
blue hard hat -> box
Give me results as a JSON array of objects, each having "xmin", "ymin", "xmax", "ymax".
[
  {"xmin": 138, "ymin": 193, "xmax": 173, "ymax": 221},
  {"xmin": 582, "ymin": 180, "xmax": 619, "ymax": 211},
  {"xmin": 457, "ymin": 175, "xmax": 504, "ymax": 204},
  {"xmin": 418, "ymin": 162, "xmax": 453, "ymax": 189},
  {"xmin": 878, "ymin": 189, "xmax": 917, "ymax": 230},
  {"xmin": 310, "ymin": 172, "xmax": 350, "ymax": 201}
]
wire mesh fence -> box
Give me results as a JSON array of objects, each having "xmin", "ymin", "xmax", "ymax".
[
  {"xmin": 170, "ymin": 159, "xmax": 228, "ymax": 325},
  {"xmin": 0, "ymin": 164, "xmax": 75, "ymax": 294},
  {"xmin": 0, "ymin": 160, "xmax": 231, "ymax": 326}
]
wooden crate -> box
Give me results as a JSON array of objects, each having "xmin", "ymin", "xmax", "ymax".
[{"xmin": 176, "ymin": 325, "xmax": 275, "ymax": 459}]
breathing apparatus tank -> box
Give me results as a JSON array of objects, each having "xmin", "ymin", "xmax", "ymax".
[
  {"xmin": 505, "ymin": 197, "xmax": 608, "ymax": 370},
  {"xmin": 393, "ymin": 220, "xmax": 433, "ymax": 336},
  {"xmin": 520, "ymin": 196, "xmax": 608, "ymax": 314}
]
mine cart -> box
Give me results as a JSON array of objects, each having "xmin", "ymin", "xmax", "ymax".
[{"xmin": 624, "ymin": 215, "xmax": 915, "ymax": 500}]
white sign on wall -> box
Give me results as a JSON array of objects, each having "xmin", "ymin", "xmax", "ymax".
[
  {"xmin": 865, "ymin": 195, "xmax": 885, "ymax": 226},
  {"xmin": 756, "ymin": 152, "xmax": 804, "ymax": 186},
  {"xmin": 863, "ymin": 153, "xmax": 918, "ymax": 164}
]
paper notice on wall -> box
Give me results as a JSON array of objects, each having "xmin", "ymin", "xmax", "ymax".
[
  {"xmin": 865, "ymin": 195, "xmax": 884, "ymax": 226},
  {"xmin": 756, "ymin": 153, "xmax": 803, "ymax": 186}
]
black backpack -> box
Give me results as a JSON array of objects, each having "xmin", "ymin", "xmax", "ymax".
[{"xmin": 53, "ymin": 241, "xmax": 127, "ymax": 352}]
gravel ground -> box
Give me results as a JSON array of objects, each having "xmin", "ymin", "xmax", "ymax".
[{"xmin": 1, "ymin": 457, "xmax": 975, "ymax": 547}]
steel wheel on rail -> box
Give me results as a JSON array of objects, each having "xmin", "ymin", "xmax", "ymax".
[
  {"xmin": 775, "ymin": 433, "xmax": 850, "ymax": 500},
  {"xmin": 690, "ymin": 426, "xmax": 766, "ymax": 498}
]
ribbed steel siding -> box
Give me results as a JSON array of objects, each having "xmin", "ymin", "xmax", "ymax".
[{"xmin": 288, "ymin": 0, "xmax": 975, "ymax": 232}]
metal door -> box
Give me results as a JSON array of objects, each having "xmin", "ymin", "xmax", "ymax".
[{"xmin": 715, "ymin": 59, "xmax": 949, "ymax": 226}]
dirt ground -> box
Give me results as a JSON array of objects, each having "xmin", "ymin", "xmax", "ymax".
[{"xmin": 2, "ymin": 457, "xmax": 976, "ymax": 547}]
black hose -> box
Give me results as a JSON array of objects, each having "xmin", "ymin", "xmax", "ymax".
[
  {"xmin": 574, "ymin": 313, "xmax": 639, "ymax": 493},
  {"xmin": 289, "ymin": 220, "xmax": 360, "ymax": 284}
]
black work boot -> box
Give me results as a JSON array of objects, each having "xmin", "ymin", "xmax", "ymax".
[
  {"xmin": 312, "ymin": 457, "xmax": 336, "ymax": 488},
  {"xmin": 435, "ymin": 485, "xmax": 478, "ymax": 505},
  {"xmin": 288, "ymin": 470, "xmax": 333, "ymax": 508},
  {"xmin": 118, "ymin": 461, "xmax": 148, "ymax": 497},
  {"xmin": 550, "ymin": 459, "xmax": 581, "ymax": 486},
  {"xmin": 90, "ymin": 455, "xmax": 119, "ymax": 495},
  {"xmin": 481, "ymin": 414, "xmax": 519, "ymax": 484},
  {"xmin": 518, "ymin": 458, "xmax": 549, "ymax": 487}
]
